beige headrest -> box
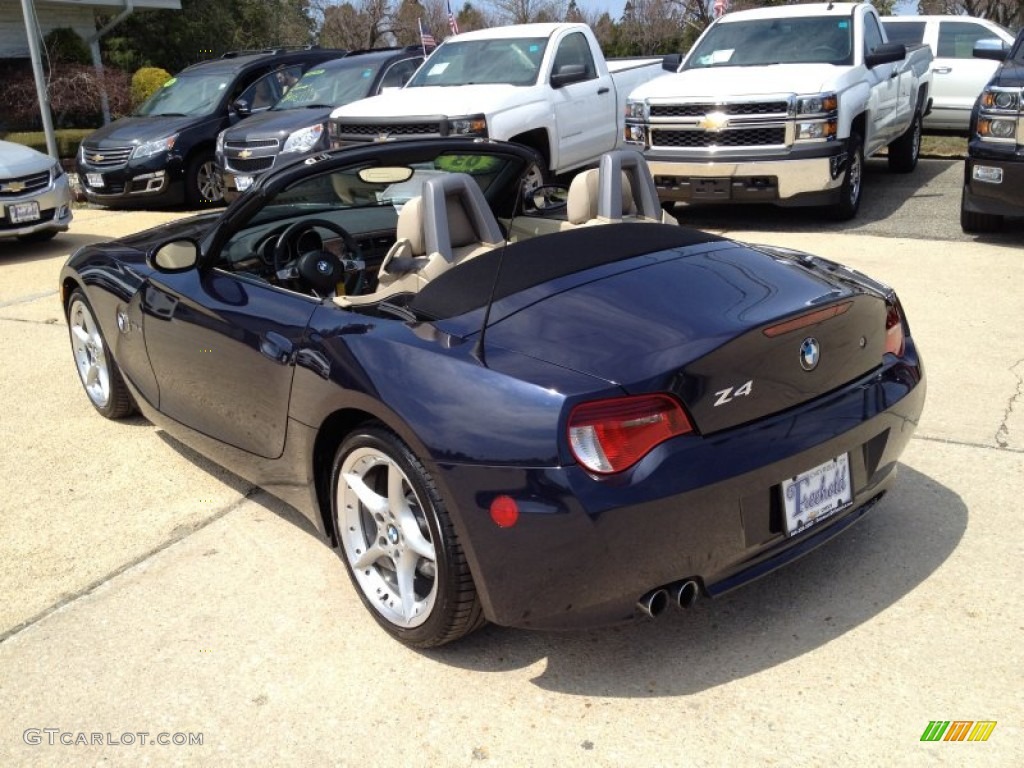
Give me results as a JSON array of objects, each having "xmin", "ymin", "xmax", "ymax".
[
  {"xmin": 567, "ymin": 169, "xmax": 637, "ymax": 224},
  {"xmin": 396, "ymin": 197, "xmax": 425, "ymax": 255},
  {"xmin": 567, "ymin": 169, "xmax": 600, "ymax": 224},
  {"xmin": 446, "ymin": 194, "xmax": 478, "ymax": 247}
]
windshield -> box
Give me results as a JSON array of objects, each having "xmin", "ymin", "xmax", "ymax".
[
  {"xmin": 133, "ymin": 72, "xmax": 230, "ymax": 116},
  {"xmin": 272, "ymin": 62, "xmax": 379, "ymax": 110},
  {"xmin": 407, "ymin": 38, "xmax": 547, "ymax": 87},
  {"xmin": 685, "ymin": 16, "xmax": 854, "ymax": 69}
]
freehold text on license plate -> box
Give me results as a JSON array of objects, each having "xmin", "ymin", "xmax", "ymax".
[
  {"xmin": 235, "ymin": 175, "xmax": 253, "ymax": 192},
  {"xmin": 86, "ymin": 173, "xmax": 105, "ymax": 188},
  {"xmin": 782, "ymin": 453, "xmax": 852, "ymax": 536}
]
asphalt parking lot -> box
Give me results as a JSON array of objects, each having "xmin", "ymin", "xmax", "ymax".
[{"xmin": 1, "ymin": 196, "xmax": 1022, "ymax": 766}]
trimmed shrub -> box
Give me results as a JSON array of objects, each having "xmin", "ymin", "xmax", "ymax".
[
  {"xmin": 1, "ymin": 129, "xmax": 94, "ymax": 160},
  {"xmin": 131, "ymin": 66, "xmax": 173, "ymax": 108},
  {"xmin": 44, "ymin": 27, "xmax": 92, "ymax": 65}
]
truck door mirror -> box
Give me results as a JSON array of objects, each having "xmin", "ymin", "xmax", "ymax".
[
  {"xmin": 232, "ymin": 98, "xmax": 252, "ymax": 116},
  {"xmin": 662, "ymin": 53, "xmax": 682, "ymax": 72},
  {"xmin": 551, "ymin": 64, "xmax": 587, "ymax": 88},
  {"xmin": 865, "ymin": 42, "xmax": 905, "ymax": 68},
  {"xmin": 973, "ymin": 38, "xmax": 1008, "ymax": 62}
]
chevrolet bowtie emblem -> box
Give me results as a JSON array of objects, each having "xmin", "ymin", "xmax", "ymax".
[
  {"xmin": 90, "ymin": 153, "xmax": 104, "ymax": 162},
  {"xmin": 238, "ymin": 149, "xmax": 253, "ymax": 159},
  {"xmin": 5, "ymin": 181, "xmax": 26, "ymax": 193},
  {"xmin": 697, "ymin": 111, "xmax": 729, "ymax": 133}
]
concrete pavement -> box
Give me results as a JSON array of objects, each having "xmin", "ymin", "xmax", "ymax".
[{"xmin": 0, "ymin": 207, "xmax": 1021, "ymax": 766}]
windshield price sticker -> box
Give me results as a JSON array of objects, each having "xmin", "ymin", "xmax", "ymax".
[{"xmin": 782, "ymin": 453, "xmax": 852, "ymax": 536}]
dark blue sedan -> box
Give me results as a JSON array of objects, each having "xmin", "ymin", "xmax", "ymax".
[{"xmin": 61, "ymin": 140, "xmax": 925, "ymax": 647}]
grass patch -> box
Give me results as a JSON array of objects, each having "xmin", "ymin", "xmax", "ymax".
[{"xmin": 921, "ymin": 133, "xmax": 968, "ymax": 159}]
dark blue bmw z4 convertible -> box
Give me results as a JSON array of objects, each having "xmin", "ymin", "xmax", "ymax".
[{"xmin": 61, "ymin": 139, "xmax": 925, "ymax": 647}]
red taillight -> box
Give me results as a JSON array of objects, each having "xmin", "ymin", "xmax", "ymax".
[
  {"xmin": 568, "ymin": 394, "xmax": 693, "ymax": 475},
  {"xmin": 884, "ymin": 300, "xmax": 905, "ymax": 358}
]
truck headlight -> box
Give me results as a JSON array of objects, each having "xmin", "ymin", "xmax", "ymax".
[
  {"xmin": 977, "ymin": 117, "xmax": 1017, "ymax": 140},
  {"xmin": 796, "ymin": 120, "xmax": 838, "ymax": 140},
  {"xmin": 626, "ymin": 100, "xmax": 646, "ymax": 120},
  {"xmin": 981, "ymin": 90, "xmax": 1020, "ymax": 111},
  {"xmin": 132, "ymin": 135, "xmax": 178, "ymax": 160},
  {"xmin": 448, "ymin": 115, "xmax": 487, "ymax": 136},
  {"xmin": 282, "ymin": 124, "xmax": 325, "ymax": 154},
  {"xmin": 796, "ymin": 93, "xmax": 838, "ymax": 115}
]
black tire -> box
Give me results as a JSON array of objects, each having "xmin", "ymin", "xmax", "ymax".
[
  {"xmin": 66, "ymin": 289, "xmax": 135, "ymax": 419},
  {"xmin": 829, "ymin": 131, "xmax": 863, "ymax": 221},
  {"xmin": 185, "ymin": 153, "xmax": 224, "ymax": 207},
  {"xmin": 960, "ymin": 188, "xmax": 1003, "ymax": 233},
  {"xmin": 18, "ymin": 229, "xmax": 59, "ymax": 243},
  {"xmin": 888, "ymin": 111, "xmax": 922, "ymax": 173},
  {"xmin": 331, "ymin": 426, "xmax": 484, "ymax": 647}
]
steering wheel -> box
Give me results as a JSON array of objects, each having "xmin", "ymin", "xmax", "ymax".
[{"xmin": 273, "ymin": 218, "xmax": 364, "ymax": 295}]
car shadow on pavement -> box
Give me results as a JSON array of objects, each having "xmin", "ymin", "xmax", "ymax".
[
  {"xmin": 427, "ymin": 464, "xmax": 966, "ymax": 697},
  {"xmin": 672, "ymin": 158, "xmax": 1023, "ymax": 242}
]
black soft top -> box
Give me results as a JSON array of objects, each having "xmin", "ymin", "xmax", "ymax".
[{"xmin": 410, "ymin": 223, "xmax": 723, "ymax": 321}]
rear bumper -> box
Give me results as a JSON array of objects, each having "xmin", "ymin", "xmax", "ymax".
[
  {"xmin": 0, "ymin": 174, "xmax": 73, "ymax": 239},
  {"xmin": 439, "ymin": 348, "xmax": 925, "ymax": 631},
  {"xmin": 646, "ymin": 142, "xmax": 848, "ymax": 205},
  {"xmin": 963, "ymin": 153, "xmax": 1024, "ymax": 219}
]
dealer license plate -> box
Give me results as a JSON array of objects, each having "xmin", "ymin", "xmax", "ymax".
[
  {"xmin": 234, "ymin": 175, "xmax": 253, "ymax": 192},
  {"xmin": 8, "ymin": 201, "xmax": 40, "ymax": 223},
  {"xmin": 781, "ymin": 454, "xmax": 852, "ymax": 536},
  {"xmin": 86, "ymin": 173, "xmax": 105, "ymax": 188}
]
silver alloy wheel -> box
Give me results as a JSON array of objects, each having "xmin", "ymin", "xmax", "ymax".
[
  {"xmin": 522, "ymin": 162, "xmax": 545, "ymax": 194},
  {"xmin": 68, "ymin": 298, "xmax": 111, "ymax": 408},
  {"xmin": 338, "ymin": 447, "xmax": 438, "ymax": 628},
  {"xmin": 197, "ymin": 160, "xmax": 224, "ymax": 202},
  {"xmin": 848, "ymin": 148, "xmax": 862, "ymax": 207}
]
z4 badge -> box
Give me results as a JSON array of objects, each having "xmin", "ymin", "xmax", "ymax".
[{"xmin": 713, "ymin": 379, "xmax": 753, "ymax": 407}]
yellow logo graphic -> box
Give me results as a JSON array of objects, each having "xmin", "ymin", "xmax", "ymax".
[
  {"xmin": 90, "ymin": 153, "xmax": 105, "ymax": 162},
  {"xmin": 238, "ymin": 149, "xmax": 253, "ymax": 159},
  {"xmin": 698, "ymin": 111, "xmax": 730, "ymax": 133}
]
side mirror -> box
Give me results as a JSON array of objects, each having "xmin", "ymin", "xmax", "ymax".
[
  {"xmin": 865, "ymin": 42, "xmax": 906, "ymax": 68},
  {"xmin": 524, "ymin": 183, "xmax": 568, "ymax": 214},
  {"xmin": 232, "ymin": 98, "xmax": 252, "ymax": 116},
  {"xmin": 150, "ymin": 239, "xmax": 199, "ymax": 272},
  {"xmin": 973, "ymin": 38, "xmax": 1008, "ymax": 62},
  {"xmin": 551, "ymin": 64, "xmax": 587, "ymax": 89},
  {"xmin": 662, "ymin": 53, "xmax": 682, "ymax": 72}
]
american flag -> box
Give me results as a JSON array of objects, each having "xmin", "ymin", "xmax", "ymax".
[
  {"xmin": 418, "ymin": 18, "xmax": 435, "ymax": 51},
  {"xmin": 447, "ymin": 1, "xmax": 460, "ymax": 35}
]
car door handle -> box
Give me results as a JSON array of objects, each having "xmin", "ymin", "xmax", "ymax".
[
  {"xmin": 933, "ymin": 66, "xmax": 952, "ymax": 74},
  {"xmin": 597, "ymin": 86, "xmax": 610, "ymax": 95},
  {"xmin": 260, "ymin": 332, "xmax": 293, "ymax": 364}
]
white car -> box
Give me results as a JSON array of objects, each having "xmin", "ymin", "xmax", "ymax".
[
  {"xmin": 882, "ymin": 15, "xmax": 1015, "ymax": 131},
  {"xmin": 0, "ymin": 139, "xmax": 73, "ymax": 242}
]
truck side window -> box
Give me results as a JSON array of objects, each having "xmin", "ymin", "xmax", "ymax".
[
  {"xmin": 553, "ymin": 32, "xmax": 596, "ymax": 80},
  {"xmin": 379, "ymin": 58, "xmax": 422, "ymax": 91},
  {"xmin": 938, "ymin": 22, "xmax": 1000, "ymax": 58},
  {"xmin": 883, "ymin": 22, "xmax": 925, "ymax": 46},
  {"xmin": 863, "ymin": 14, "xmax": 884, "ymax": 57}
]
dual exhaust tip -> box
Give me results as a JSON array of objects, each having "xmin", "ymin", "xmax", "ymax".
[{"xmin": 637, "ymin": 579, "xmax": 700, "ymax": 618}]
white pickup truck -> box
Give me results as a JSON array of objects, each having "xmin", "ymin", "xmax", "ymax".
[
  {"xmin": 328, "ymin": 23, "xmax": 664, "ymax": 185},
  {"xmin": 625, "ymin": 2, "xmax": 933, "ymax": 219}
]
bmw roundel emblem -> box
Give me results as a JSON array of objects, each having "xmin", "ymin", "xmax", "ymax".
[
  {"xmin": 316, "ymin": 260, "xmax": 332, "ymax": 275},
  {"xmin": 799, "ymin": 337, "xmax": 820, "ymax": 371}
]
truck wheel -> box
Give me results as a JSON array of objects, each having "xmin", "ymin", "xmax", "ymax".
[
  {"xmin": 185, "ymin": 153, "xmax": 225, "ymax": 207},
  {"xmin": 829, "ymin": 131, "xmax": 863, "ymax": 221},
  {"xmin": 522, "ymin": 162, "xmax": 548, "ymax": 194},
  {"xmin": 960, "ymin": 188, "xmax": 1002, "ymax": 233},
  {"xmin": 888, "ymin": 111, "xmax": 921, "ymax": 173}
]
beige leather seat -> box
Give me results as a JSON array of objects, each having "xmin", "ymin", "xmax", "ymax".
[
  {"xmin": 338, "ymin": 173, "xmax": 504, "ymax": 308},
  {"xmin": 562, "ymin": 148, "xmax": 675, "ymax": 229}
]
